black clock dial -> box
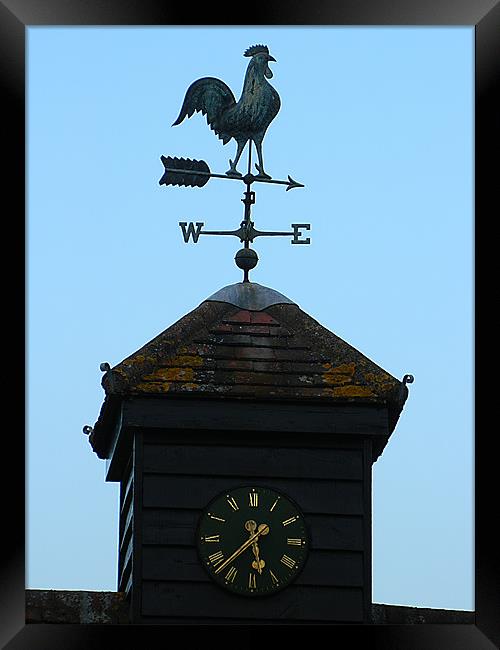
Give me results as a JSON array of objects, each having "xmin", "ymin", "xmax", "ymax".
[{"xmin": 197, "ymin": 485, "xmax": 309, "ymax": 596}]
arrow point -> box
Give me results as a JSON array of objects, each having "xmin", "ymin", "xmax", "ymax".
[{"xmin": 287, "ymin": 175, "xmax": 304, "ymax": 190}]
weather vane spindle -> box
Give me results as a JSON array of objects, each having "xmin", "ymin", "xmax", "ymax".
[{"xmin": 159, "ymin": 44, "xmax": 311, "ymax": 282}]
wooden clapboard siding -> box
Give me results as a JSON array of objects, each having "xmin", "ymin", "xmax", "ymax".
[
  {"xmin": 143, "ymin": 474, "xmax": 363, "ymax": 515},
  {"xmin": 123, "ymin": 433, "xmax": 371, "ymax": 623},
  {"xmin": 129, "ymin": 433, "xmax": 143, "ymax": 620},
  {"xmin": 141, "ymin": 509, "xmax": 364, "ymax": 551},
  {"xmin": 119, "ymin": 458, "xmax": 133, "ymax": 532},
  {"xmin": 122, "ymin": 397, "xmax": 389, "ymax": 437},
  {"xmin": 363, "ymin": 438, "xmax": 373, "ymax": 621},
  {"xmin": 142, "ymin": 443, "xmax": 363, "ymax": 480},
  {"xmin": 118, "ymin": 457, "xmax": 133, "ymax": 595},
  {"xmin": 119, "ymin": 536, "xmax": 133, "ymax": 594},
  {"xmin": 141, "ymin": 546, "xmax": 363, "ymax": 587}
]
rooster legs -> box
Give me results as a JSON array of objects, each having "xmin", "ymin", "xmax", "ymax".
[
  {"xmin": 253, "ymin": 139, "xmax": 271, "ymax": 179},
  {"xmin": 226, "ymin": 139, "xmax": 248, "ymax": 177}
]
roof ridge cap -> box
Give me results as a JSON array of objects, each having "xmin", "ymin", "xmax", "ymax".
[{"xmin": 205, "ymin": 282, "xmax": 296, "ymax": 310}]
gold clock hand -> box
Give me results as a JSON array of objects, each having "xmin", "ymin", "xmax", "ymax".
[
  {"xmin": 245, "ymin": 520, "xmax": 264, "ymax": 574},
  {"xmin": 245, "ymin": 520, "xmax": 257, "ymax": 535},
  {"xmin": 253, "ymin": 523, "xmax": 269, "ymax": 572},
  {"xmin": 252, "ymin": 550, "xmax": 265, "ymax": 573},
  {"xmin": 214, "ymin": 523, "xmax": 270, "ymax": 575}
]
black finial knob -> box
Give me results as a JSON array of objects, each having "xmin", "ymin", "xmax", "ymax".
[{"xmin": 235, "ymin": 248, "xmax": 258, "ymax": 282}]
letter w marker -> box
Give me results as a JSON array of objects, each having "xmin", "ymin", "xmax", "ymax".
[{"xmin": 179, "ymin": 221, "xmax": 204, "ymax": 243}]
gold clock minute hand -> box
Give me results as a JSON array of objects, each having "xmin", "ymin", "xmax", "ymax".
[{"xmin": 214, "ymin": 523, "xmax": 270, "ymax": 575}]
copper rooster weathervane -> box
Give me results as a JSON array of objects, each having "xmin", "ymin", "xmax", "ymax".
[{"xmin": 159, "ymin": 44, "xmax": 311, "ymax": 282}]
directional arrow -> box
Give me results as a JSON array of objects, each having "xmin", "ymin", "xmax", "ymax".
[
  {"xmin": 160, "ymin": 156, "xmax": 304, "ymax": 191},
  {"xmin": 241, "ymin": 171, "xmax": 304, "ymax": 191}
]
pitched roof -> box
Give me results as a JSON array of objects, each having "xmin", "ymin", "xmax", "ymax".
[
  {"xmin": 99, "ymin": 282, "xmax": 408, "ymax": 411},
  {"xmin": 89, "ymin": 283, "xmax": 410, "ymax": 459}
]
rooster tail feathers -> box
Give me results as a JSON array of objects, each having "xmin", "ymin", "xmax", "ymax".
[
  {"xmin": 172, "ymin": 100, "xmax": 196, "ymax": 126},
  {"xmin": 172, "ymin": 111, "xmax": 187, "ymax": 127},
  {"xmin": 171, "ymin": 77, "xmax": 236, "ymax": 133}
]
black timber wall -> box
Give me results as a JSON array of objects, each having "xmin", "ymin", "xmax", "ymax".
[{"xmin": 119, "ymin": 430, "xmax": 373, "ymax": 624}]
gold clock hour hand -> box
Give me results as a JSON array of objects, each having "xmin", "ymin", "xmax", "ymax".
[
  {"xmin": 245, "ymin": 520, "xmax": 264, "ymax": 574},
  {"xmin": 252, "ymin": 552, "xmax": 265, "ymax": 574},
  {"xmin": 245, "ymin": 520, "xmax": 257, "ymax": 535},
  {"xmin": 214, "ymin": 523, "xmax": 270, "ymax": 575},
  {"xmin": 253, "ymin": 524, "xmax": 269, "ymax": 572}
]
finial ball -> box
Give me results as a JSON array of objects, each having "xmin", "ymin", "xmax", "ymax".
[{"xmin": 235, "ymin": 248, "xmax": 258, "ymax": 271}]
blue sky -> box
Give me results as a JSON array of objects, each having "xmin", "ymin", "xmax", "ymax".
[{"xmin": 27, "ymin": 26, "xmax": 473, "ymax": 610}]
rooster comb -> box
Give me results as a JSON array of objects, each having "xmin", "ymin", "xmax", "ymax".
[{"xmin": 244, "ymin": 44, "xmax": 270, "ymax": 57}]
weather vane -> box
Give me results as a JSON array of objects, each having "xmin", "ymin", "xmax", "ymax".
[{"xmin": 159, "ymin": 44, "xmax": 311, "ymax": 282}]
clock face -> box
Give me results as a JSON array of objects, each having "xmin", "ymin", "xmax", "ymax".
[{"xmin": 197, "ymin": 485, "xmax": 309, "ymax": 596}]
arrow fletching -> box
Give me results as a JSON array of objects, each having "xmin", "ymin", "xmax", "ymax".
[{"xmin": 159, "ymin": 156, "xmax": 211, "ymax": 188}]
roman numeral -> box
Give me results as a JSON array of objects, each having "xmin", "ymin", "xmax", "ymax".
[
  {"xmin": 280, "ymin": 554, "xmax": 297, "ymax": 569},
  {"xmin": 282, "ymin": 515, "xmax": 299, "ymax": 527},
  {"xmin": 269, "ymin": 570, "xmax": 279, "ymax": 586},
  {"xmin": 248, "ymin": 573, "xmax": 257, "ymax": 589},
  {"xmin": 249, "ymin": 491, "xmax": 258, "ymax": 507},
  {"xmin": 226, "ymin": 495, "xmax": 239, "ymax": 511},
  {"xmin": 208, "ymin": 512, "xmax": 225, "ymax": 522},
  {"xmin": 203, "ymin": 535, "xmax": 220, "ymax": 543},
  {"xmin": 225, "ymin": 566, "xmax": 238, "ymax": 583},
  {"xmin": 208, "ymin": 551, "xmax": 225, "ymax": 567},
  {"xmin": 179, "ymin": 221, "xmax": 204, "ymax": 243}
]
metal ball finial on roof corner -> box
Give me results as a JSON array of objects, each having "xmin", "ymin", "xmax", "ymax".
[{"xmin": 159, "ymin": 44, "xmax": 310, "ymax": 282}]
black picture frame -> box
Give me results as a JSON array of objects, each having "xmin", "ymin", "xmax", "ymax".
[{"xmin": 3, "ymin": 0, "xmax": 497, "ymax": 647}]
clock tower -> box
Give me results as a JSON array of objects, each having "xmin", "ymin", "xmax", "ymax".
[
  {"xmin": 88, "ymin": 281, "xmax": 409, "ymax": 624},
  {"xmin": 87, "ymin": 42, "xmax": 411, "ymax": 624}
]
